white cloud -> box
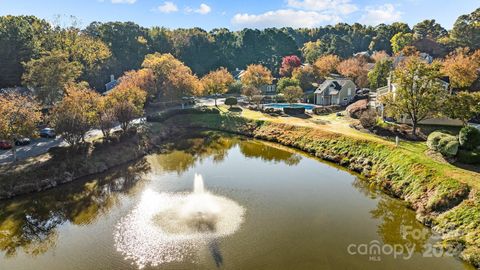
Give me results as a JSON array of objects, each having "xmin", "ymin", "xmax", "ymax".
[
  {"xmin": 196, "ymin": 3, "xmax": 211, "ymax": 15},
  {"xmin": 287, "ymin": 0, "xmax": 357, "ymax": 14},
  {"xmin": 157, "ymin": 1, "xmax": 178, "ymax": 13},
  {"xmin": 111, "ymin": 0, "xmax": 137, "ymax": 4},
  {"xmin": 231, "ymin": 9, "xmax": 340, "ymax": 29},
  {"xmin": 360, "ymin": 4, "xmax": 402, "ymax": 25},
  {"xmin": 185, "ymin": 3, "xmax": 212, "ymax": 15}
]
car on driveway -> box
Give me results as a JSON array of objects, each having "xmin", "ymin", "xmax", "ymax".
[
  {"xmin": 0, "ymin": 140, "xmax": 12, "ymax": 150},
  {"xmin": 15, "ymin": 138, "xmax": 31, "ymax": 146},
  {"xmin": 40, "ymin": 128, "xmax": 56, "ymax": 138}
]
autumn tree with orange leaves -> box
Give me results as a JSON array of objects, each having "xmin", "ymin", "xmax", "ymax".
[
  {"xmin": 51, "ymin": 82, "xmax": 100, "ymax": 146},
  {"xmin": 106, "ymin": 86, "xmax": 147, "ymax": 131},
  {"xmin": 337, "ymin": 58, "xmax": 369, "ymax": 88},
  {"xmin": 441, "ymin": 48, "xmax": 480, "ymax": 90},
  {"xmin": 201, "ymin": 67, "xmax": 234, "ymax": 106},
  {"xmin": 313, "ymin": 55, "xmax": 340, "ymax": 79},
  {"xmin": 0, "ymin": 92, "xmax": 42, "ymax": 161}
]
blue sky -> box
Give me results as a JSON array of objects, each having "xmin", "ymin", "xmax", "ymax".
[{"xmin": 0, "ymin": 0, "xmax": 478, "ymax": 30}]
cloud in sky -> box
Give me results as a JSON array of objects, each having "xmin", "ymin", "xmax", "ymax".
[
  {"xmin": 185, "ymin": 3, "xmax": 212, "ymax": 15},
  {"xmin": 287, "ymin": 0, "xmax": 357, "ymax": 15},
  {"xmin": 110, "ymin": 0, "xmax": 137, "ymax": 4},
  {"xmin": 360, "ymin": 3, "xmax": 402, "ymax": 25},
  {"xmin": 157, "ymin": 1, "xmax": 178, "ymax": 13},
  {"xmin": 231, "ymin": 9, "xmax": 340, "ymax": 29},
  {"xmin": 230, "ymin": 0, "xmax": 361, "ymax": 29}
]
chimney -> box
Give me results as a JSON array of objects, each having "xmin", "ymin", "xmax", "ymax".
[{"xmin": 110, "ymin": 74, "xmax": 115, "ymax": 82}]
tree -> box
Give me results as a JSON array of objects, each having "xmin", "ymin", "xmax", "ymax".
[
  {"xmin": 380, "ymin": 57, "xmax": 446, "ymax": 136},
  {"xmin": 282, "ymin": 86, "xmax": 304, "ymax": 104},
  {"xmin": 313, "ymin": 54, "xmax": 340, "ymax": 79},
  {"xmin": 96, "ymin": 97, "xmax": 116, "ymax": 139},
  {"xmin": 22, "ymin": 51, "xmax": 83, "ymax": 106},
  {"xmin": 443, "ymin": 92, "xmax": 480, "ymax": 125},
  {"xmin": 292, "ymin": 65, "xmax": 317, "ymax": 91},
  {"xmin": 106, "ymin": 86, "xmax": 147, "ymax": 131},
  {"xmin": 115, "ymin": 68, "xmax": 156, "ymax": 101},
  {"xmin": 142, "ymin": 53, "xmax": 201, "ymax": 101},
  {"xmin": 368, "ymin": 59, "xmax": 393, "ymax": 89},
  {"xmin": 301, "ymin": 40, "xmax": 324, "ymax": 64},
  {"xmin": 441, "ymin": 48, "xmax": 480, "ymax": 90},
  {"xmin": 0, "ymin": 16, "xmax": 51, "ymax": 87},
  {"xmin": 242, "ymin": 86, "xmax": 262, "ymax": 103},
  {"xmin": 0, "ymin": 92, "xmax": 41, "ymax": 161},
  {"xmin": 279, "ymin": 55, "xmax": 302, "ymax": 77},
  {"xmin": 241, "ymin": 64, "xmax": 273, "ymax": 88},
  {"xmin": 390, "ymin": 32, "xmax": 414, "ymax": 54},
  {"xmin": 224, "ymin": 97, "xmax": 238, "ymax": 109},
  {"xmin": 277, "ymin": 77, "xmax": 300, "ymax": 93},
  {"xmin": 337, "ymin": 58, "xmax": 369, "ymax": 88},
  {"xmin": 201, "ymin": 67, "xmax": 234, "ymax": 106},
  {"xmin": 371, "ymin": 51, "xmax": 390, "ymax": 63},
  {"xmin": 412, "ymin": 20, "xmax": 447, "ymax": 40},
  {"xmin": 51, "ymin": 83, "xmax": 100, "ymax": 146},
  {"xmin": 450, "ymin": 8, "xmax": 480, "ymax": 49}
]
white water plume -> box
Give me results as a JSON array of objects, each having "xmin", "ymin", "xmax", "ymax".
[{"xmin": 114, "ymin": 173, "xmax": 245, "ymax": 269}]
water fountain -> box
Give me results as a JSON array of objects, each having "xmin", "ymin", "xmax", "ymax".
[{"xmin": 114, "ymin": 173, "xmax": 245, "ymax": 269}]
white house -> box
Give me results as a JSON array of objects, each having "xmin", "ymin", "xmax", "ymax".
[{"xmin": 314, "ymin": 79, "xmax": 356, "ymax": 106}]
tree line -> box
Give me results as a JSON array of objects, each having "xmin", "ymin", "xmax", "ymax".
[{"xmin": 1, "ymin": 8, "xmax": 479, "ymax": 91}]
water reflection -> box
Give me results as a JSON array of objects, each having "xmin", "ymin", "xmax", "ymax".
[
  {"xmin": 352, "ymin": 178, "xmax": 430, "ymax": 254},
  {"xmin": 148, "ymin": 133, "xmax": 302, "ymax": 175},
  {"xmin": 0, "ymin": 159, "xmax": 150, "ymax": 257}
]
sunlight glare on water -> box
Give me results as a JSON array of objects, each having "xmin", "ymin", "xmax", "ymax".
[{"xmin": 114, "ymin": 174, "xmax": 245, "ymax": 269}]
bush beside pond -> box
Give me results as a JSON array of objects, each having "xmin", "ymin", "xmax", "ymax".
[
  {"xmin": 283, "ymin": 107, "xmax": 305, "ymax": 115},
  {"xmin": 459, "ymin": 126, "xmax": 480, "ymax": 150},
  {"xmin": 427, "ymin": 131, "xmax": 459, "ymax": 157},
  {"xmin": 146, "ymin": 107, "xmax": 219, "ymax": 122}
]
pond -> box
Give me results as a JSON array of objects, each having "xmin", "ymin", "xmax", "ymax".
[{"xmin": 0, "ymin": 133, "xmax": 474, "ymax": 270}]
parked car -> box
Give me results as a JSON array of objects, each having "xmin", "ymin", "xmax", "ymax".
[
  {"xmin": 0, "ymin": 140, "xmax": 12, "ymax": 150},
  {"xmin": 40, "ymin": 128, "xmax": 56, "ymax": 138},
  {"xmin": 15, "ymin": 138, "xmax": 31, "ymax": 146}
]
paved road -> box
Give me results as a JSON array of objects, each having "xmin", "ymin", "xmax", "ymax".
[
  {"xmin": 0, "ymin": 137, "xmax": 67, "ymax": 164},
  {"xmin": 0, "ymin": 118, "xmax": 147, "ymax": 165}
]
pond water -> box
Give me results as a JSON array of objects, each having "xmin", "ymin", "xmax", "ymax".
[{"xmin": 0, "ymin": 134, "xmax": 474, "ymax": 270}]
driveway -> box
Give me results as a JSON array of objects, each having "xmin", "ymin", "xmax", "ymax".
[{"xmin": 0, "ymin": 137, "xmax": 67, "ymax": 164}]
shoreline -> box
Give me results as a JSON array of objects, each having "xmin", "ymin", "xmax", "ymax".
[
  {"xmin": 166, "ymin": 112, "xmax": 480, "ymax": 268},
  {"xmin": 0, "ymin": 111, "xmax": 479, "ymax": 267}
]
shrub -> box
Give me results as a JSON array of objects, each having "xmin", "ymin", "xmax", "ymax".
[
  {"xmin": 346, "ymin": 99, "xmax": 368, "ymax": 119},
  {"xmin": 427, "ymin": 131, "xmax": 460, "ymax": 157},
  {"xmin": 146, "ymin": 107, "xmax": 219, "ymax": 122},
  {"xmin": 457, "ymin": 150, "xmax": 480, "ymax": 164},
  {"xmin": 225, "ymin": 97, "xmax": 238, "ymax": 108},
  {"xmin": 283, "ymin": 107, "xmax": 305, "ymax": 115},
  {"xmin": 458, "ymin": 126, "xmax": 480, "ymax": 150},
  {"xmin": 427, "ymin": 131, "xmax": 447, "ymax": 151},
  {"xmin": 313, "ymin": 105, "xmax": 342, "ymax": 115},
  {"xmin": 359, "ymin": 109, "xmax": 377, "ymax": 129}
]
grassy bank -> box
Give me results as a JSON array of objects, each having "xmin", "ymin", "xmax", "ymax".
[{"xmin": 166, "ymin": 112, "xmax": 480, "ymax": 267}]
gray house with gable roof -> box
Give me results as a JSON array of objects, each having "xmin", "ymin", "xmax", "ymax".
[{"xmin": 314, "ymin": 79, "xmax": 356, "ymax": 106}]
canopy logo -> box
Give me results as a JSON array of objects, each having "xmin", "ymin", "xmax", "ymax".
[{"xmin": 346, "ymin": 225, "xmax": 464, "ymax": 261}]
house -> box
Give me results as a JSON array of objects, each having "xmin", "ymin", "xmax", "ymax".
[
  {"xmin": 392, "ymin": 52, "xmax": 433, "ymax": 68},
  {"xmin": 232, "ymin": 68, "xmax": 246, "ymax": 81},
  {"xmin": 373, "ymin": 75, "xmax": 462, "ymax": 126},
  {"xmin": 104, "ymin": 75, "xmax": 118, "ymax": 94},
  {"xmin": 314, "ymin": 79, "xmax": 356, "ymax": 106}
]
